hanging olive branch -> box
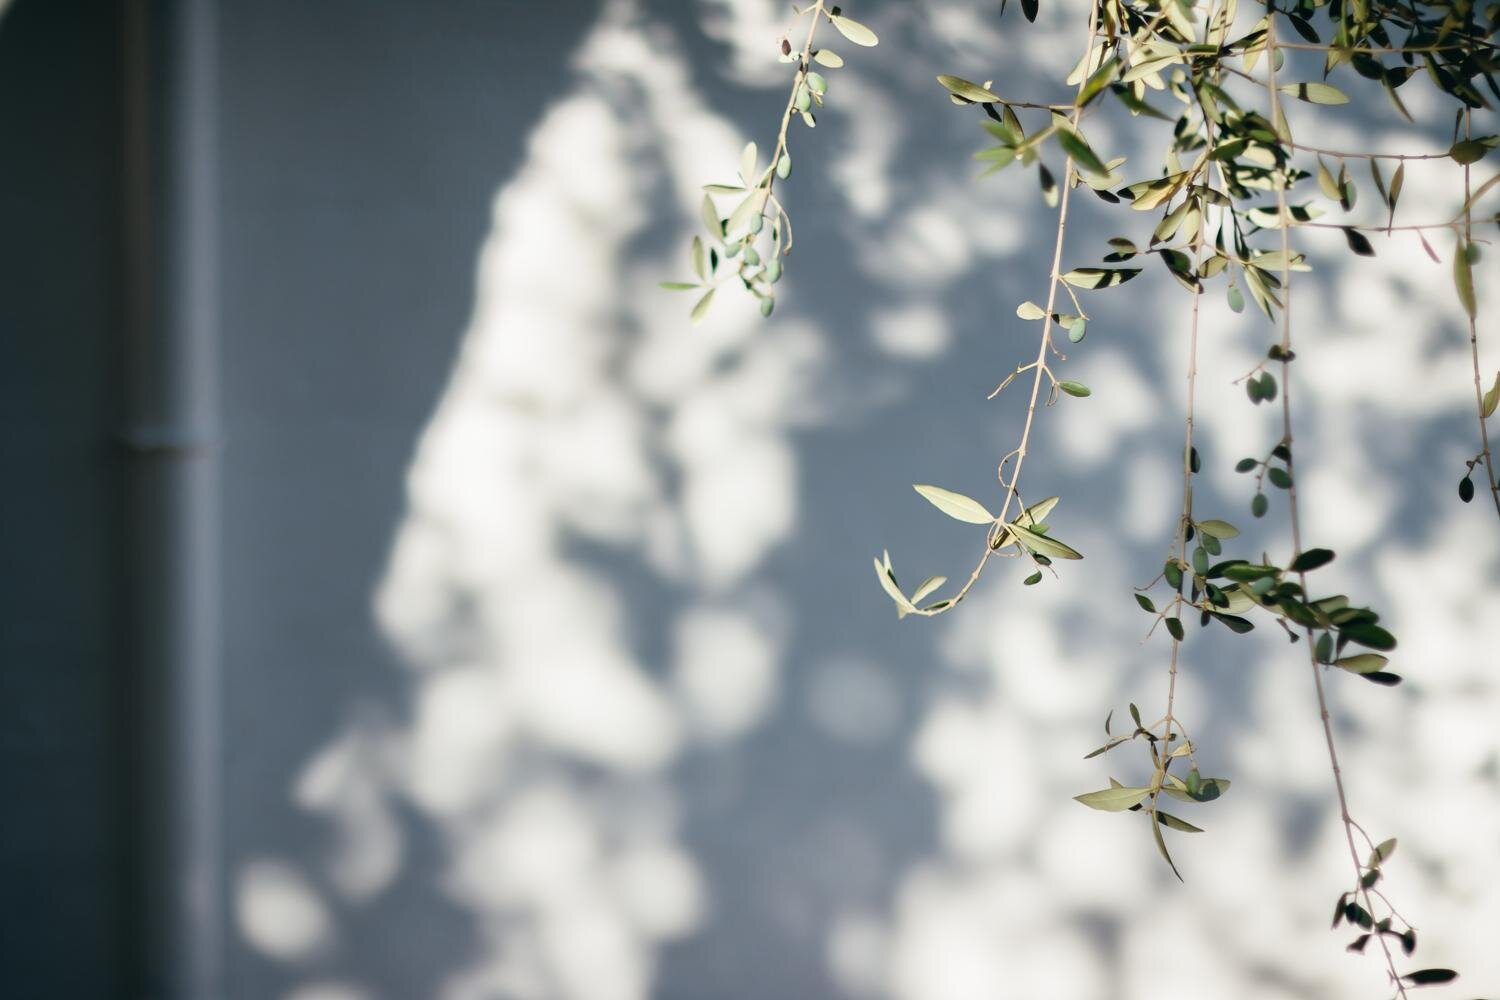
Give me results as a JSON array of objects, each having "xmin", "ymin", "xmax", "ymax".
[
  {"xmin": 673, "ymin": 0, "xmax": 1494, "ymax": 992},
  {"xmin": 1075, "ymin": 0, "xmax": 1244, "ymax": 879},
  {"xmin": 1140, "ymin": 0, "xmax": 1229, "ymax": 880},
  {"xmin": 1260, "ymin": 16, "xmax": 1426, "ymax": 996},
  {"xmin": 661, "ymin": 2, "xmax": 878, "ymax": 321},
  {"xmin": 874, "ymin": 3, "xmax": 1130, "ymax": 620},
  {"xmin": 896, "ymin": 0, "xmax": 1486, "ymax": 990}
]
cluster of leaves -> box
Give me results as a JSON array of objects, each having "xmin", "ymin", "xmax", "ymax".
[
  {"xmin": 873, "ymin": 491, "xmax": 1079, "ymax": 618},
  {"xmin": 1075, "ymin": 701, "xmax": 1231, "ymax": 880},
  {"xmin": 662, "ymin": 2, "xmax": 878, "ymax": 322},
  {"xmin": 1304, "ymin": 0, "xmax": 1500, "ymax": 111},
  {"xmin": 901, "ymin": 0, "xmax": 1495, "ymax": 991},
  {"xmin": 1166, "ymin": 539, "xmax": 1402, "ymax": 682},
  {"xmin": 677, "ymin": 0, "xmax": 1497, "ymax": 992},
  {"xmin": 1135, "ymin": 510, "xmax": 1258, "ymax": 641},
  {"xmin": 1235, "ymin": 436, "xmax": 1293, "ymax": 520},
  {"xmin": 1330, "ymin": 837, "xmax": 1464, "ymax": 993}
]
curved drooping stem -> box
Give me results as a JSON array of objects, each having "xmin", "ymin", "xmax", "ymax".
[
  {"xmin": 1263, "ymin": 15, "xmax": 1411, "ymax": 997},
  {"xmin": 905, "ymin": 0, "xmax": 1106, "ymax": 617}
]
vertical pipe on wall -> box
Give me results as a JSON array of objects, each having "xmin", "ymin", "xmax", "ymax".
[{"xmin": 121, "ymin": 0, "xmax": 222, "ymax": 995}]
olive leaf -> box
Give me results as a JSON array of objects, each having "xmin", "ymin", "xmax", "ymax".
[
  {"xmin": 828, "ymin": 12, "xmax": 878, "ymax": 46},
  {"xmin": 1008, "ymin": 523, "xmax": 1084, "ymax": 560},
  {"xmin": 1074, "ymin": 786, "xmax": 1152, "ymax": 811},
  {"xmin": 913, "ymin": 484, "xmax": 994, "ymax": 524},
  {"xmin": 690, "ymin": 289, "xmax": 715, "ymax": 325},
  {"xmin": 936, "ymin": 74, "xmax": 1000, "ymax": 103},
  {"xmin": 1278, "ymin": 81, "xmax": 1349, "ymax": 104},
  {"xmin": 1062, "ymin": 267, "xmax": 1142, "ymax": 289}
]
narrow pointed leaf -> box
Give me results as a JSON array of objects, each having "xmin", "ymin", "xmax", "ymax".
[
  {"xmin": 1062, "ymin": 267, "xmax": 1141, "ymax": 289},
  {"xmin": 691, "ymin": 236, "xmax": 707, "ymax": 279},
  {"xmin": 1455, "ymin": 241, "xmax": 1478, "ymax": 319},
  {"xmin": 1056, "ymin": 127, "xmax": 1109, "ymax": 177},
  {"xmin": 690, "ymin": 288, "xmax": 715, "ymax": 324},
  {"xmin": 913, "ymin": 484, "xmax": 994, "ymax": 524},
  {"xmin": 701, "ymin": 194, "xmax": 722, "ymax": 238},
  {"xmin": 1156, "ymin": 810, "xmax": 1204, "ymax": 833},
  {"xmin": 1150, "ymin": 810, "xmax": 1184, "ymax": 881},
  {"xmin": 1083, "ymin": 737, "xmax": 1129, "ymax": 759},
  {"xmin": 911, "ymin": 575, "xmax": 947, "ymax": 605},
  {"xmin": 739, "ymin": 142, "xmax": 758, "ymax": 184},
  {"xmin": 936, "ymin": 74, "xmax": 1000, "ymax": 103},
  {"xmin": 1009, "ymin": 523, "xmax": 1083, "ymax": 560},
  {"xmin": 873, "ymin": 553, "xmax": 916, "ymax": 615},
  {"xmin": 1279, "ymin": 81, "xmax": 1349, "ymax": 104},
  {"xmin": 1074, "ymin": 786, "xmax": 1152, "ymax": 811}
]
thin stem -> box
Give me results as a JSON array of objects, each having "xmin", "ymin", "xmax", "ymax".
[
  {"xmin": 1288, "ymin": 219, "xmax": 1459, "ymax": 234},
  {"xmin": 1462, "ymin": 107, "xmax": 1500, "ymax": 519},
  {"xmin": 1152, "ymin": 236, "xmax": 1204, "ymax": 809},
  {"xmin": 1062, "ymin": 281, "xmax": 1087, "ymax": 321},
  {"xmin": 1345, "ymin": 14, "xmax": 1500, "ymax": 54},
  {"xmin": 1370, "ymin": 886, "xmax": 1416, "ymax": 932},
  {"xmin": 1289, "ymin": 141, "xmax": 1449, "ymax": 162},
  {"xmin": 1264, "ymin": 13, "xmax": 1410, "ymax": 997},
  {"xmin": 1274, "ymin": 39, "xmax": 1490, "ymax": 54},
  {"xmin": 764, "ymin": 1, "xmax": 826, "ymax": 225},
  {"xmin": 994, "ymin": 11, "xmax": 1102, "ymax": 518},
  {"xmin": 998, "ymin": 98, "xmax": 1074, "ymax": 112},
  {"xmin": 1147, "ymin": 0, "xmax": 1219, "ymax": 845}
]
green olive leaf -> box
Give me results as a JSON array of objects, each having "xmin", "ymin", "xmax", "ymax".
[
  {"xmin": 1074, "ymin": 786, "xmax": 1152, "ymax": 811},
  {"xmin": 690, "ymin": 288, "xmax": 716, "ymax": 325},
  {"xmin": 1008, "ymin": 523, "xmax": 1083, "ymax": 560},
  {"xmin": 913, "ymin": 484, "xmax": 995, "ymax": 524},
  {"xmin": 829, "ymin": 13, "xmax": 879, "ymax": 46},
  {"xmin": 936, "ymin": 74, "xmax": 1000, "ymax": 103},
  {"xmin": 1278, "ymin": 81, "xmax": 1349, "ymax": 104}
]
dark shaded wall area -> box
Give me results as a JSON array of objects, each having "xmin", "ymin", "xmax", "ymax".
[
  {"xmin": 0, "ymin": 2, "xmax": 128, "ymax": 996},
  {"xmin": 0, "ymin": 1, "xmax": 596, "ymax": 995}
]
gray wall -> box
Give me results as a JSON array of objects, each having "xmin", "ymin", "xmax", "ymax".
[
  {"xmin": 217, "ymin": 2, "xmax": 599, "ymax": 995},
  {"xmin": 3, "ymin": 2, "xmax": 1498, "ymax": 999}
]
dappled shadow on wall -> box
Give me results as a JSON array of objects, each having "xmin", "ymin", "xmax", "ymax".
[
  {"xmin": 232, "ymin": 1, "xmax": 1500, "ymax": 999},
  {"xmin": 235, "ymin": 4, "xmax": 813, "ymax": 996}
]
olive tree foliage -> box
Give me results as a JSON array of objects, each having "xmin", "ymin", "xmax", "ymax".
[{"xmin": 666, "ymin": 0, "xmax": 1498, "ymax": 994}]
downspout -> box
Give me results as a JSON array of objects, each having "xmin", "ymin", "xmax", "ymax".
[{"xmin": 121, "ymin": 0, "xmax": 223, "ymax": 995}]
